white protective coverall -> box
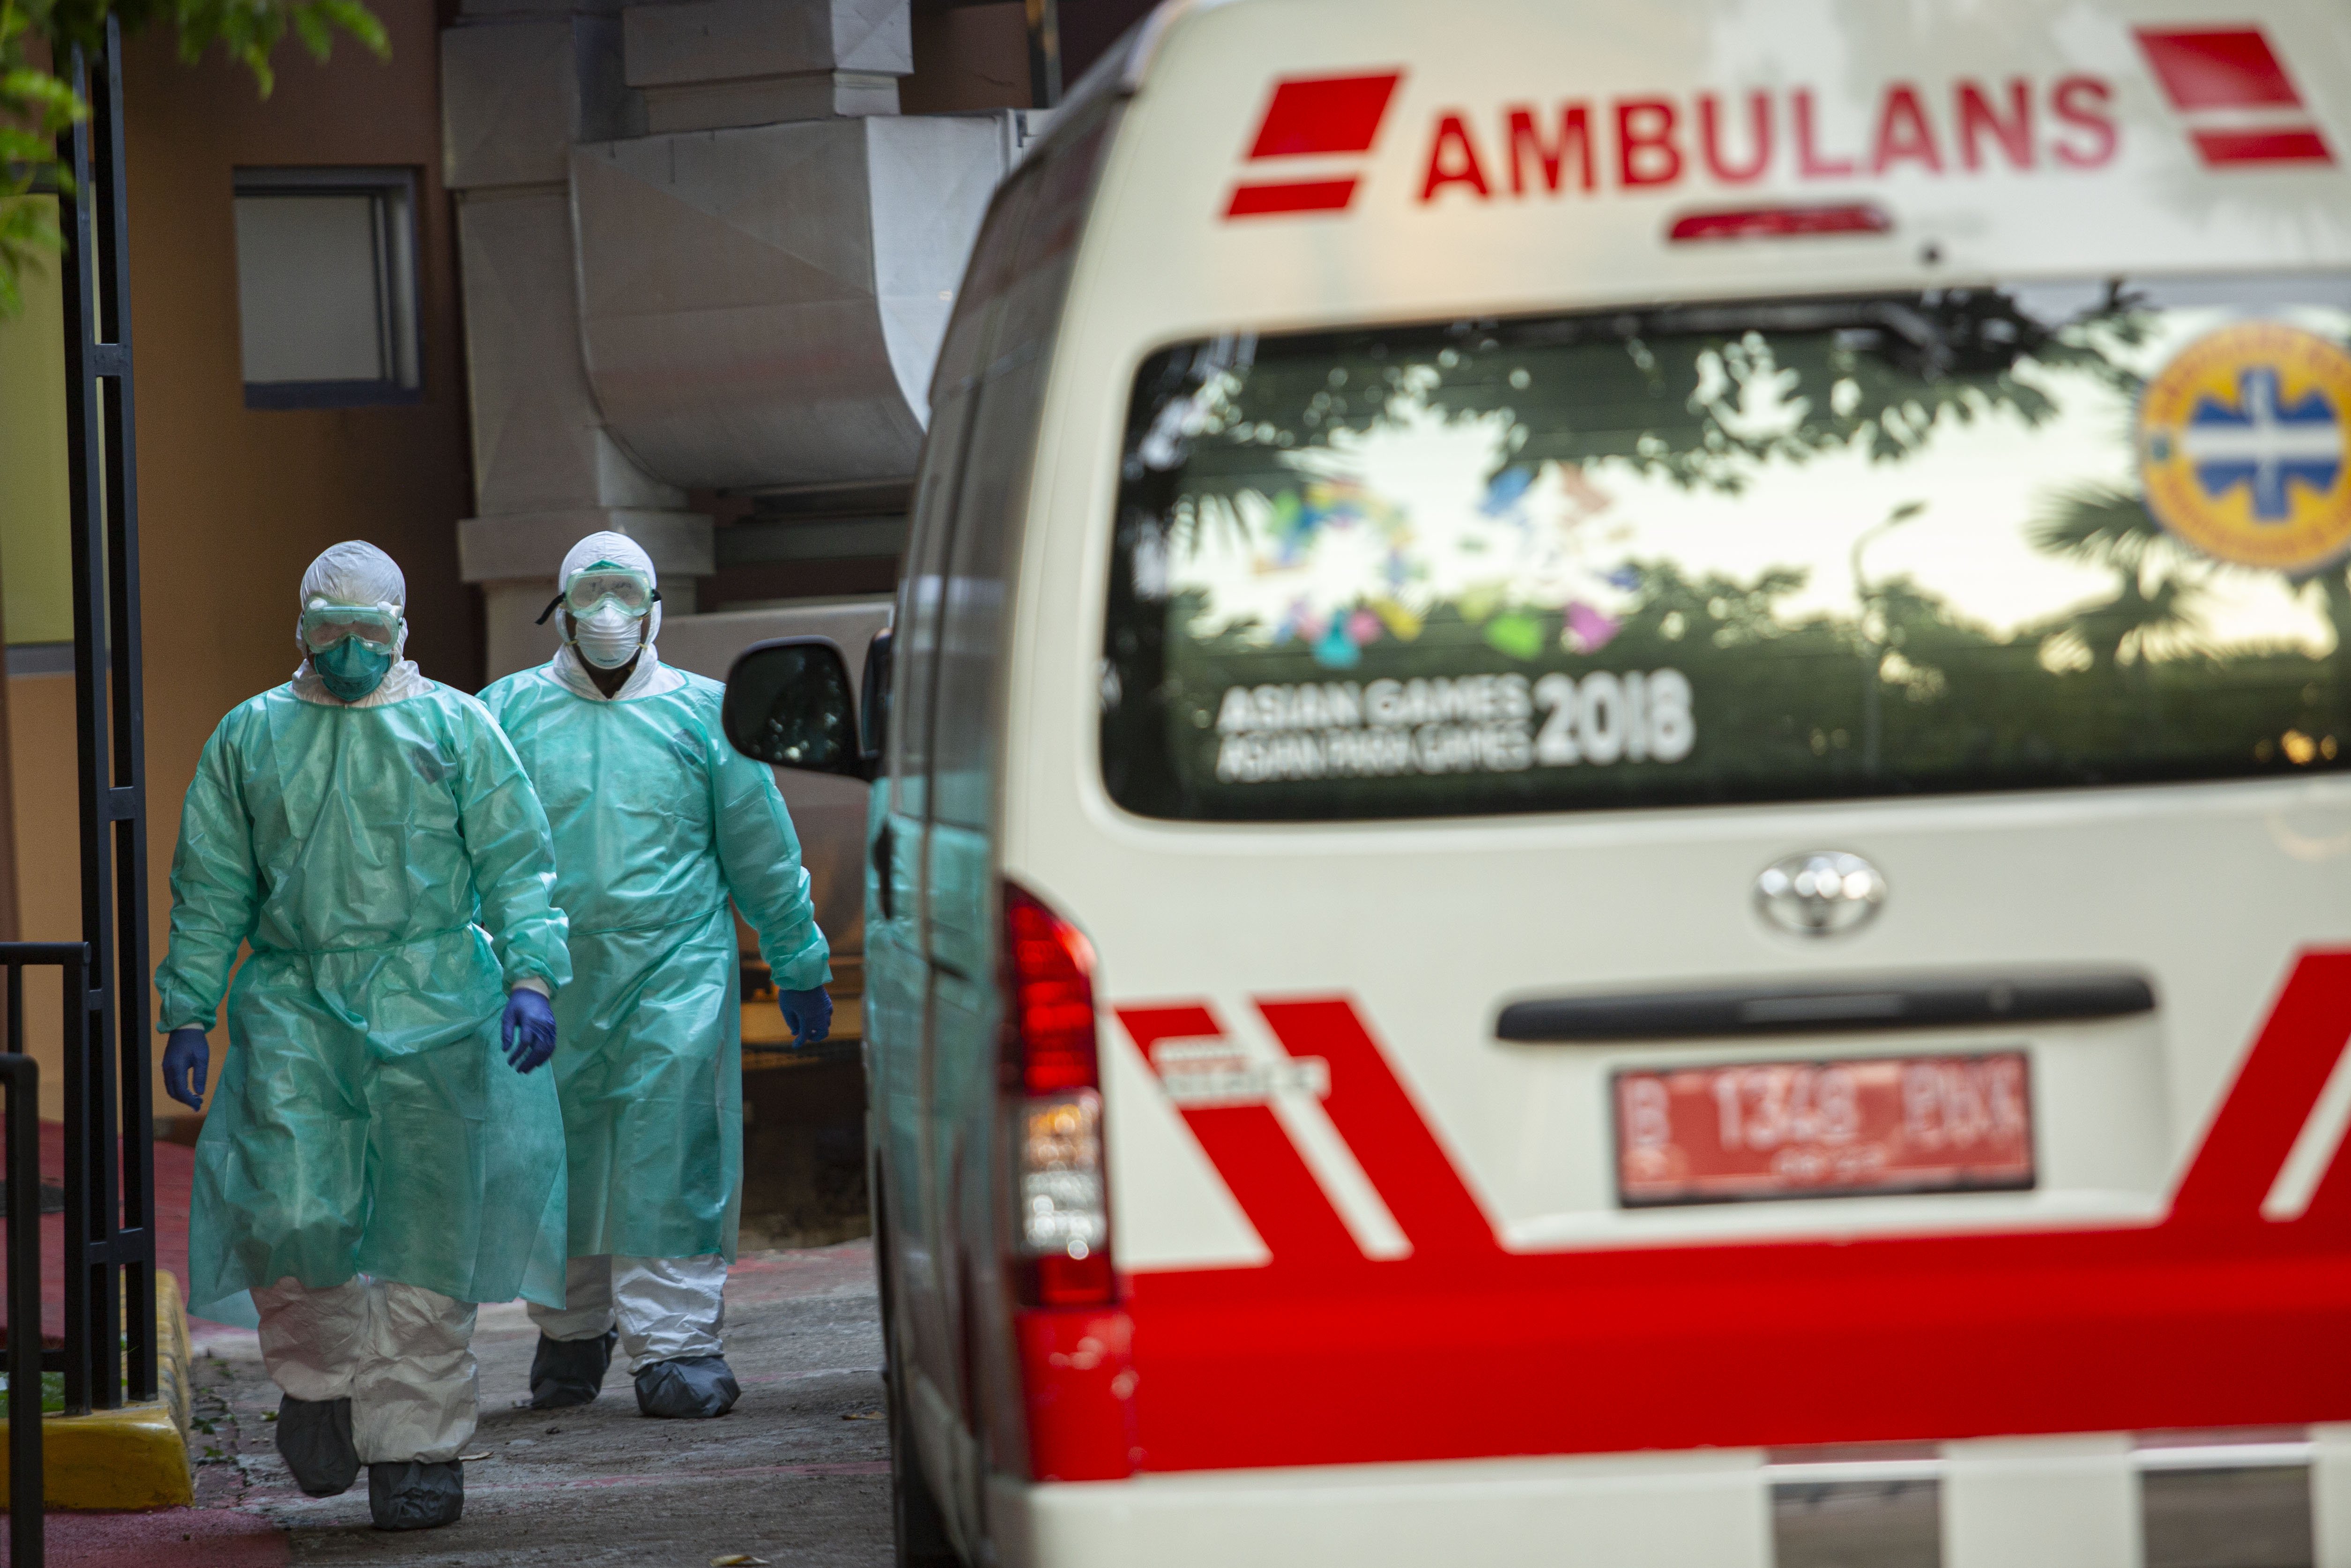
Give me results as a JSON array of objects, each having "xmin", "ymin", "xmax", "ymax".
[
  {"xmin": 159, "ymin": 543, "xmax": 571, "ymax": 1467},
  {"xmin": 478, "ymin": 532, "xmax": 830, "ymax": 1390}
]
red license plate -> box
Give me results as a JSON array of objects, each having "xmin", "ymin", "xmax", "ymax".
[{"xmin": 1614, "ymin": 1051, "xmax": 2034, "ymax": 1206}]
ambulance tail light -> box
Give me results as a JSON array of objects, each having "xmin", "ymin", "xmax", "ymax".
[
  {"xmin": 1002, "ymin": 882, "xmax": 1137, "ymax": 1481},
  {"xmin": 1003, "ymin": 882, "xmax": 1115, "ymax": 1308},
  {"xmin": 1669, "ymin": 202, "xmax": 1892, "ymax": 242}
]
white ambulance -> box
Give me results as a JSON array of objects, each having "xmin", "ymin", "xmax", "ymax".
[{"xmin": 722, "ymin": 1, "xmax": 2351, "ymax": 1563}]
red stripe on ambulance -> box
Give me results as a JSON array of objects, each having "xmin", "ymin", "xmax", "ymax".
[
  {"xmin": 1226, "ymin": 178, "xmax": 1360, "ymax": 218},
  {"xmin": 1255, "ymin": 996, "xmax": 1502, "ymax": 1263},
  {"xmin": 1118, "ymin": 1004, "xmax": 1368, "ymax": 1268},
  {"xmin": 1226, "ymin": 72, "xmax": 1406, "ymax": 219},
  {"xmin": 2133, "ymin": 27, "xmax": 2332, "ymax": 167},
  {"xmin": 2171, "ymin": 952, "xmax": 2351, "ymax": 1219},
  {"xmin": 2136, "ymin": 27, "xmax": 2306, "ymax": 108},
  {"xmin": 1248, "ymin": 72, "xmax": 1405, "ymax": 157},
  {"xmin": 1110, "ymin": 951, "xmax": 2351, "ymax": 1472},
  {"xmin": 2193, "ymin": 126, "xmax": 2335, "ymax": 166},
  {"xmin": 1224, "ymin": 28, "xmax": 2336, "ymax": 224}
]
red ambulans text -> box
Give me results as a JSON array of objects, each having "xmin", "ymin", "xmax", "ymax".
[{"xmin": 1418, "ymin": 76, "xmax": 2117, "ymax": 203}]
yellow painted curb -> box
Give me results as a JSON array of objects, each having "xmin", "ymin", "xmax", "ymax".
[{"xmin": 0, "ymin": 1273, "xmax": 196, "ymax": 1510}]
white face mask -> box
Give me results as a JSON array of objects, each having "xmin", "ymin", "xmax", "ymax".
[{"xmin": 573, "ymin": 603, "xmax": 645, "ymax": 669}]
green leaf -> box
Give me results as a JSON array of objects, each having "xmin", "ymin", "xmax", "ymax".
[
  {"xmin": 2, "ymin": 67, "xmax": 73, "ymax": 105},
  {"xmin": 314, "ymin": 0, "xmax": 384, "ymax": 54},
  {"xmin": 0, "ymin": 0, "xmax": 387, "ymax": 311}
]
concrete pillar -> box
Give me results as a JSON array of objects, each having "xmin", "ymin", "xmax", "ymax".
[
  {"xmin": 444, "ymin": 0, "xmax": 1008, "ymax": 675},
  {"xmin": 442, "ymin": 2, "xmax": 712, "ymax": 679},
  {"xmin": 623, "ymin": 0, "xmax": 911, "ymax": 133}
]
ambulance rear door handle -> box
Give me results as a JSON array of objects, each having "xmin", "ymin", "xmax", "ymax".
[{"xmin": 1495, "ymin": 967, "xmax": 2155, "ymax": 1043}]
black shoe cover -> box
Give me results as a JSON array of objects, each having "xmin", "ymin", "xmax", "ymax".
[
  {"xmin": 368, "ymin": 1460, "xmax": 464, "ymax": 1531},
  {"xmin": 634, "ymin": 1354, "xmax": 740, "ymax": 1419},
  {"xmin": 530, "ymin": 1328, "xmax": 617, "ymax": 1409},
  {"xmin": 275, "ymin": 1393, "xmax": 359, "ymax": 1498}
]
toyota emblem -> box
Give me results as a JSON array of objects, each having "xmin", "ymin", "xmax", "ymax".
[{"xmin": 1756, "ymin": 851, "xmax": 1886, "ymax": 938}]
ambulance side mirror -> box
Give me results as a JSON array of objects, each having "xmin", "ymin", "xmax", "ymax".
[{"xmin": 722, "ymin": 637, "xmax": 873, "ymax": 780}]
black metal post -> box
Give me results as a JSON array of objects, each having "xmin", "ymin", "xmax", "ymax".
[
  {"xmin": 1025, "ymin": 0, "xmax": 1062, "ymax": 108},
  {"xmin": 57, "ymin": 16, "xmax": 156, "ymax": 1417},
  {"xmin": 2, "ymin": 1035, "xmax": 41, "ymax": 1568},
  {"xmin": 0, "ymin": 944, "xmax": 94, "ymax": 1567}
]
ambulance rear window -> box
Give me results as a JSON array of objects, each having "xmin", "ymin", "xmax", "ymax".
[{"xmin": 1098, "ymin": 276, "xmax": 2351, "ymax": 822}]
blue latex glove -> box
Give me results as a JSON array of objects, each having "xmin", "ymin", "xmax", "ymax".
[
  {"xmin": 162, "ymin": 1026, "xmax": 210, "ymax": 1111},
  {"xmin": 779, "ymin": 987, "xmax": 833, "ymax": 1049},
  {"xmin": 501, "ymin": 988, "xmax": 557, "ymax": 1074}
]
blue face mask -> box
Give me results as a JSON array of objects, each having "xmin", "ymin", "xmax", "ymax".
[{"xmin": 314, "ymin": 635, "xmax": 394, "ymax": 703}]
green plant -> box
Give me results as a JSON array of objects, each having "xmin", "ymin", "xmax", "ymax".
[
  {"xmin": 0, "ymin": 1368, "xmax": 68, "ymax": 1412},
  {"xmin": 0, "ymin": 0, "xmax": 385, "ymax": 314}
]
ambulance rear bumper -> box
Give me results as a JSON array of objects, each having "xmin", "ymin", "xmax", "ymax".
[
  {"xmin": 993, "ymin": 1449, "xmax": 1774, "ymax": 1568},
  {"xmin": 994, "ymin": 1431, "xmax": 2351, "ymax": 1568}
]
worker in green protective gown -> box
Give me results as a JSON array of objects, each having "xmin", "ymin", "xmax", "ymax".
[
  {"xmin": 153, "ymin": 542, "xmax": 572, "ymax": 1533},
  {"xmin": 478, "ymin": 531, "xmax": 832, "ymax": 1420}
]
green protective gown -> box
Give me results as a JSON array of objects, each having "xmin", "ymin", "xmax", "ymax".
[
  {"xmin": 155, "ymin": 683, "xmax": 574, "ymax": 1321},
  {"xmin": 477, "ymin": 660, "xmax": 830, "ymax": 1263}
]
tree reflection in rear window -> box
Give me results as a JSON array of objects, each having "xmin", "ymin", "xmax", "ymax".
[{"xmin": 1098, "ymin": 277, "xmax": 2351, "ymax": 822}]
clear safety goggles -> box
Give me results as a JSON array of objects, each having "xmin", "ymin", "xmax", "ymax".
[
  {"xmin": 299, "ymin": 602, "xmax": 402, "ymax": 654},
  {"xmin": 536, "ymin": 566, "xmax": 659, "ymax": 625}
]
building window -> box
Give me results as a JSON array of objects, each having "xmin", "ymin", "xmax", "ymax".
[{"xmin": 232, "ymin": 168, "xmax": 421, "ymax": 410}]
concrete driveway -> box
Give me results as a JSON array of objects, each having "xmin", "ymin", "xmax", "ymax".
[{"xmin": 76, "ymin": 1241, "xmax": 895, "ymax": 1568}]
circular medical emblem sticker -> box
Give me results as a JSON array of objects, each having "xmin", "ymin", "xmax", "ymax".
[{"xmin": 2138, "ymin": 321, "xmax": 2351, "ymax": 574}]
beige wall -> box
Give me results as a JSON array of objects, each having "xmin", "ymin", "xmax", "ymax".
[
  {"xmin": 0, "ymin": 199, "xmax": 74, "ymax": 649},
  {"xmin": 8, "ymin": 675, "xmax": 77, "ymax": 1118},
  {"xmin": 5, "ymin": 0, "xmax": 476, "ymax": 1120}
]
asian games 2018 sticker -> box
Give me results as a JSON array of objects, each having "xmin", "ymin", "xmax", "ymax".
[{"xmin": 2137, "ymin": 320, "xmax": 2351, "ymax": 574}]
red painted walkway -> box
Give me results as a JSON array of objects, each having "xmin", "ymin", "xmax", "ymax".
[
  {"xmin": 0, "ymin": 1127, "xmax": 195, "ymax": 1346},
  {"xmin": 21, "ymin": 1507, "xmax": 288, "ymax": 1567},
  {"xmin": 0, "ymin": 1130, "xmax": 226, "ymax": 1563}
]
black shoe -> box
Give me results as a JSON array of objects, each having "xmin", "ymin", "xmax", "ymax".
[
  {"xmin": 368, "ymin": 1459, "xmax": 464, "ymax": 1531},
  {"xmin": 633, "ymin": 1354, "xmax": 740, "ymax": 1419},
  {"xmin": 530, "ymin": 1328, "xmax": 617, "ymax": 1409},
  {"xmin": 275, "ymin": 1394, "xmax": 358, "ymax": 1497}
]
